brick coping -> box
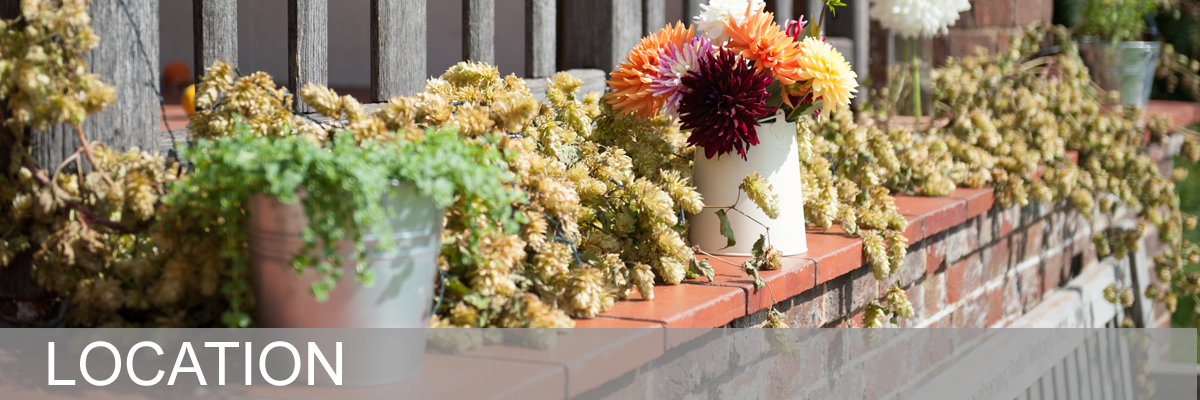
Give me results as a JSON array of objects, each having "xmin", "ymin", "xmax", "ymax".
[{"xmin": 576, "ymin": 100, "xmax": 1200, "ymax": 329}]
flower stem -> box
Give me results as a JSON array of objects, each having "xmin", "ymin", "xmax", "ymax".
[{"xmin": 910, "ymin": 37, "xmax": 922, "ymax": 121}]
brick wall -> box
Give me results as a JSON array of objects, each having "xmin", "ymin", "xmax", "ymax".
[
  {"xmin": 726, "ymin": 134, "xmax": 1184, "ymax": 330},
  {"xmin": 869, "ymin": 0, "xmax": 1056, "ymax": 88},
  {"xmin": 933, "ymin": 0, "xmax": 1056, "ymax": 61}
]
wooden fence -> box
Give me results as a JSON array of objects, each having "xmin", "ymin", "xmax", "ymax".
[{"xmin": 1, "ymin": 0, "xmax": 872, "ymax": 170}]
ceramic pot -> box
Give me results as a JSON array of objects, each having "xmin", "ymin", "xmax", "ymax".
[{"xmin": 690, "ymin": 112, "xmax": 807, "ymax": 256}]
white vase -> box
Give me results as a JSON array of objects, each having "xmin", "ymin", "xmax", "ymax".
[{"xmin": 690, "ymin": 112, "xmax": 807, "ymax": 256}]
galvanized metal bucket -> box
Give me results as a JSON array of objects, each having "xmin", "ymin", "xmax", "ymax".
[
  {"xmin": 1077, "ymin": 37, "xmax": 1161, "ymax": 108},
  {"xmin": 247, "ymin": 183, "xmax": 444, "ymax": 328}
]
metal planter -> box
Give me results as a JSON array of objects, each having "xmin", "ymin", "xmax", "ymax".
[
  {"xmin": 246, "ymin": 183, "xmax": 444, "ymax": 328},
  {"xmin": 1077, "ymin": 37, "xmax": 1161, "ymax": 108}
]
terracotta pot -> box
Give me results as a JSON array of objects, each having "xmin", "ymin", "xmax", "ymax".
[{"xmin": 690, "ymin": 111, "xmax": 808, "ymax": 256}]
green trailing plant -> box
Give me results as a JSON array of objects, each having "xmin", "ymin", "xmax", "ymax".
[
  {"xmin": 1077, "ymin": 0, "xmax": 1157, "ymax": 41},
  {"xmin": 166, "ymin": 123, "xmax": 521, "ymax": 322}
]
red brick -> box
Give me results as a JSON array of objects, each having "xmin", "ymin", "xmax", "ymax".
[
  {"xmin": 1017, "ymin": 264, "xmax": 1041, "ymax": 311},
  {"xmin": 895, "ymin": 195, "xmax": 968, "ymax": 237},
  {"xmin": 783, "ymin": 286, "xmax": 825, "ymax": 327},
  {"xmin": 850, "ymin": 267, "xmax": 879, "ymax": 312},
  {"xmin": 925, "ymin": 232, "xmax": 947, "ymax": 274},
  {"xmin": 1002, "ymin": 275, "xmax": 1021, "ymax": 319},
  {"xmin": 1147, "ymin": 100, "xmax": 1200, "ymax": 128},
  {"xmin": 949, "ymin": 187, "xmax": 995, "ymax": 220},
  {"xmin": 903, "ymin": 284, "xmax": 926, "ymax": 325},
  {"xmin": 974, "ymin": 0, "xmax": 1016, "ymax": 26},
  {"xmin": 690, "ymin": 253, "xmax": 816, "ymax": 315},
  {"xmin": 923, "ymin": 272, "xmax": 946, "ymax": 316},
  {"xmin": 902, "ymin": 214, "xmax": 923, "ymax": 243},
  {"xmin": 804, "ymin": 233, "xmax": 864, "ymax": 284},
  {"xmin": 945, "ymin": 254, "xmax": 983, "ymax": 304},
  {"xmin": 998, "ymin": 205, "xmax": 1020, "ymax": 238},
  {"xmin": 572, "ymin": 317, "xmax": 664, "ymax": 328},
  {"xmin": 982, "ymin": 237, "xmax": 1011, "ymax": 282},
  {"xmin": 986, "ymin": 285, "xmax": 1005, "ymax": 327},
  {"xmin": 1015, "ymin": 0, "xmax": 1048, "ymax": 25},
  {"xmin": 600, "ymin": 283, "xmax": 745, "ymax": 328},
  {"xmin": 463, "ymin": 327, "xmax": 665, "ymax": 397},
  {"xmin": 952, "ymin": 289, "xmax": 988, "ymax": 328},
  {"xmin": 1041, "ymin": 250, "xmax": 1067, "ymax": 292}
]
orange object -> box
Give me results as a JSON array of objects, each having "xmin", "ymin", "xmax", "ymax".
[
  {"xmin": 181, "ymin": 84, "xmax": 196, "ymax": 116},
  {"xmin": 162, "ymin": 61, "xmax": 191, "ymax": 89},
  {"xmin": 605, "ymin": 22, "xmax": 694, "ymax": 117}
]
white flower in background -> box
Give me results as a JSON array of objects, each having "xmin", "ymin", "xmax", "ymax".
[
  {"xmin": 868, "ymin": 0, "xmax": 971, "ymax": 38},
  {"xmin": 693, "ymin": 0, "xmax": 766, "ymax": 44}
]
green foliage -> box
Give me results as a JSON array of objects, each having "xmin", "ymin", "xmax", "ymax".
[
  {"xmin": 1077, "ymin": 0, "xmax": 1156, "ymax": 41},
  {"xmin": 167, "ymin": 123, "xmax": 519, "ymax": 325},
  {"xmin": 716, "ymin": 209, "xmax": 736, "ymax": 247}
]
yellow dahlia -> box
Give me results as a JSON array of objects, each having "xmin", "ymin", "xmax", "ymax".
[
  {"xmin": 723, "ymin": 6, "xmax": 803, "ymax": 85},
  {"xmin": 606, "ymin": 22, "xmax": 695, "ymax": 117},
  {"xmin": 794, "ymin": 37, "xmax": 858, "ymax": 116}
]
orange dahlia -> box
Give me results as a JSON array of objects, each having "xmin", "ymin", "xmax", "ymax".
[
  {"xmin": 723, "ymin": 5, "xmax": 803, "ymax": 85},
  {"xmin": 606, "ymin": 22, "xmax": 695, "ymax": 117}
]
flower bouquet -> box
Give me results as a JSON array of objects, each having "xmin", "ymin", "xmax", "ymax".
[{"xmin": 606, "ymin": 0, "xmax": 858, "ymax": 255}]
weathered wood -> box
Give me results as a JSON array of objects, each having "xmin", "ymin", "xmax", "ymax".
[
  {"xmin": 463, "ymin": 0, "xmax": 494, "ymax": 64},
  {"xmin": 371, "ymin": 0, "xmax": 426, "ymax": 100},
  {"xmin": 1, "ymin": 0, "xmax": 159, "ymax": 323},
  {"xmin": 560, "ymin": 0, "xmax": 642, "ymax": 72},
  {"xmin": 33, "ymin": 0, "xmax": 161, "ymax": 167},
  {"xmin": 641, "ymin": 0, "xmax": 664, "ymax": 36},
  {"xmin": 192, "ymin": 0, "xmax": 237, "ymax": 81},
  {"xmin": 288, "ymin": 0, "xmax": 328, "ymax": 112},
  {"xmin": 767, "ymin": 0, "xmax": 793, "ymax": 25},
  {"xmin": 524, "ymin": 0, "xmax": 555, "ymax": 78},
  {"xmin": 682, "ymin": 0, "xmax": 702, "ymax": 24}
]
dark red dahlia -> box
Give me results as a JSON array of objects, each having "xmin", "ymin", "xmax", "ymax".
[{"xmin": 678, "ymin": 48, "xmax": 774, "ymax": 160}]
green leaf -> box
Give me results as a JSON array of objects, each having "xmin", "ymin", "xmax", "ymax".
[
  {"xmin": 787, "ymin": 99, "xmax": 823, "ymax": 122},
  {"xmin": 691, "ymin": 258, "xmax": 715, "ymax": 282},
  {"xmin": 751, "ymin": 234, "xmax": 766, "ymax": 259},
  {"xmin": 765, "ymin": 81, "xmax": 784, "ymax": 111},
  {"xmin": 743, "ymin": 262, "xmax": 765, "ymax": 293},
  {"xmin": 717, "ymin": 209, "xmax": 736, "ymax": 248}
]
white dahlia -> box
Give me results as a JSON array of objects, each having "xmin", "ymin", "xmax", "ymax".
[
  {"xmin": 868, "ymin": 0, "xmax": 971, "ymax": 38},
  {"xmin": 693, "ymin": 0, "xmax": 766, "ymax": 44}
]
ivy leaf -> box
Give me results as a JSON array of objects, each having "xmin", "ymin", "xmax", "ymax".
[
  {"xmin": 743, "ymin": 262, "xmax": 766, "ymax": 293},
  {"xmin": 751, "ymin": 234, "xmax": 766, "ymax": 259},
  {"xmin": 717, "ymin": 209, "xmax": 736, "ymax": 248},
  {"xmin": 691, "ymin": 258, "xmax": 715, "ymax": 282}
]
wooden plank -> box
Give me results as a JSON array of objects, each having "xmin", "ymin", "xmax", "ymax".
[
  {"xmin": 642, "ymin": 0, "xmax": 665, "ymax": 36},
  {"xmin": 1074, "ymin": 343, "xmax": 1094, "ymax": 400},
  {"xmin": 30, "ymin": 0, "xmax": 161, "ymax": 168},
  {"xmin": 288, "ymin": 0, "xmax": 328, "ymax": 113},
  {"xmin": 192, "ymin": 0, "xmax": 237, "ymax": 81},
  {"xmin": 682, "ymin": 0, "xmax": 702, "ymax": 24},
  {"xmin": 463, "ymin": 0, "xmax": 495, "ymax": 64},
  {"xmin": 560, "ymin": 0, "xmax": 642, "ymax": 72},
  {"xmin": 1108, "ymin": 329, "xmax": 1128, "ymax": 398},
  {"xmin": 371, "ymin": 0, "xmax": 426, "ymax": 100},
  {"xmin": 768, "ymin": 0, "xmax": 793, "ymax": 25},
  {"xmin": 1089, "ymin": 334, "xmax": 1113, "ymax": 400},
  {"xmin": 1053, "ymin": 362, "xmax": 1069, "ymax": 400},
  {"xmin": 524, "ymin": 0, "xmax": 555, "ymax": 77},
  {"xmin": 1064, "ymin": 348, "xmax": 1081, "ymax": 400}
]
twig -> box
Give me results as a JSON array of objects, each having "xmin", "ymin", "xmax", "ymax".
[
  {"xmin": 694, "ymin": 247, "xmax": 741, "ymax": 267},
  {"xmin": 74, "ymin": 125, "xmax": 116, "ymax": 189}
]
